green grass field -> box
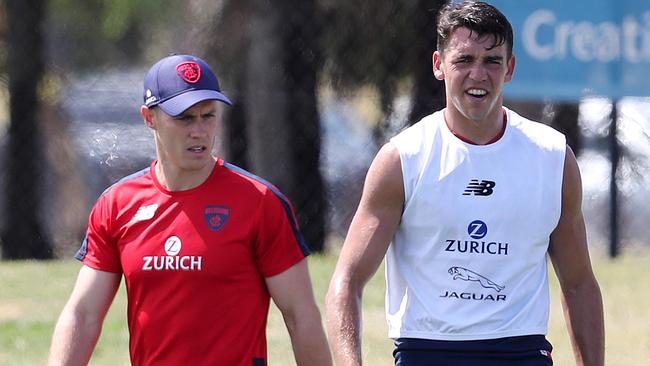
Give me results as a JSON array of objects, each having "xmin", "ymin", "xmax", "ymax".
[{"xmin": 1, "ymin": 249, "xmax": 649, "ymax": 365}]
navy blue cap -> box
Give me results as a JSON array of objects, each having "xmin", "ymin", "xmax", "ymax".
[{"xmin": 143, "ymin": 54, "xmax": 232, "ymax": 116}]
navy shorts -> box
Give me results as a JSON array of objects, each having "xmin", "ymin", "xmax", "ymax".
[{"xmin": 393, "ymin": 335, "xmax": 553, "ymax": 366}]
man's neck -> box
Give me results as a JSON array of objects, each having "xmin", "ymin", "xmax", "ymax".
[
  {"xmin": 444, "ymin": 107, "xmax": 506, "ymax": 145},
  {"xmin": 154, "ymin": 158, "xmax": 216, "ymax": 191}
]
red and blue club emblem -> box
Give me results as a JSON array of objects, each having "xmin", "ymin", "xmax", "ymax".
[
  {"xmin": 176, "ymin": 61, "xmax": 202, "ymax": 84},
  {"xmin": 204, "ymin": 205, "xmax": 230, "ymax": 231}
]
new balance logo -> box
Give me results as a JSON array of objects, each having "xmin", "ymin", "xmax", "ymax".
[
  {"xmin": 463, "ymin": 179, "xmax": 495, "ymax": 196},
  {"xmin": 130, "ymin": 204, "xmax": 159, "ymax": 223}
]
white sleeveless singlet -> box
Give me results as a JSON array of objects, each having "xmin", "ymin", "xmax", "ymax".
[{"xmin": 387, "ymin": 107, "xmax": 566, "ymax": 341}]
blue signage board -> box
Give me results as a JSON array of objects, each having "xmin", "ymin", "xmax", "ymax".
[{"xmin": 487, "ymin": 0, "xmax": 650, "ymax": 100}]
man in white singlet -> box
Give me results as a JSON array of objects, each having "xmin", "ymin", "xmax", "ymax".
[{"xmin": 326, "ymin": 2, "xmax": 604, "ymax": 366}]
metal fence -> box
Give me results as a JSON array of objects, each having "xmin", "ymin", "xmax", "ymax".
[{"xmin": 1, "ymin": 0, "xmax": 649, "ymax": 258}]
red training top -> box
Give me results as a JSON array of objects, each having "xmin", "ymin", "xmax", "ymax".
[{"xmin": 76, "ymin": 158, "xmax": 309, "ymax": 365}]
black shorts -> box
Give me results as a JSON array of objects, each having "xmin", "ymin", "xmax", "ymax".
[{"xmin": 393, "ymin": 335, "xmax": 553, "ymax": 366}]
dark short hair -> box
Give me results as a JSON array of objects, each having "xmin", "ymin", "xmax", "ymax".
[{"xmin": 437, "ymin": 1, "xmax": 513, "ymax": 58}]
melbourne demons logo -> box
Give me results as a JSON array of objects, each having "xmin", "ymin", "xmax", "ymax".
[
  {"xmin": 204, "ymin": 205, "xmax": 230, "ymax": 231},
  {"xmin": 176, "ymin": 62, "xmax": 201, "ymax": 83}
]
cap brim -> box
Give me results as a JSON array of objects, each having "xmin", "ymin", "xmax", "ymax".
[{"xmin": 159, "ymin": 89, "xmax": 232, "ymax": 117}]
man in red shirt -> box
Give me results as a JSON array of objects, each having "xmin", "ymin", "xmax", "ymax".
[{"xmin": 48, "ymin": 54, "xmax": 332, "ymax": 366}]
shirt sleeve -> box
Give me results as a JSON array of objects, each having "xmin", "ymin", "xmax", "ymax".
[
  {"xmin": 253, "ymin": 187, "xmax": 310, "ymax": 278},
  {"xmin": 75, "ymin": 193, "xmax": 123, "ymax": 273}
]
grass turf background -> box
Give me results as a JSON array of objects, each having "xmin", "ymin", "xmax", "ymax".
[{"xmin": 1, "ymin": 249, "xmax": 648, "ymax": 365}]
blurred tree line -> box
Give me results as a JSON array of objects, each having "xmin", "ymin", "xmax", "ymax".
[{"xmin": 0, "ymin": 0, "xmax": 580, "ymax": 259}]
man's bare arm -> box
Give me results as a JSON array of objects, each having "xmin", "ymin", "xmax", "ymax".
[
  {"xmin": 267, "ymin": 259, "xmax": 332, "ymax": 366},
  {"xmin": 326, "ymin": 143, "xmax": 404, "ymax": 366},
  {"xmin": 549, "ymin": 146, "xmax": 605, "ymax": 366},
  {"xmin": 48, "ymin": 266, "xmax": 121, "ymax": 366}
]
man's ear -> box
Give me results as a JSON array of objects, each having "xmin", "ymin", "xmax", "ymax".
[
  {"xmin": 140, "ymin": 105, "xmax": 155, "ymax": 129},
  {"xmin": 433, "ymin": 51, "xmax": 444, "ymax": 80},
  {"xmin": 504, "ymin": 54, "xmax": 516, "ymax": 83}
]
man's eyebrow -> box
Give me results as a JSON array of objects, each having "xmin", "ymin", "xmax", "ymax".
[
  {"xmin": 454, "ymin": 54, "xmax": 474, "ymax": 61},
  {"xmin": 174, "ymin": 112, "xmax": 192, "ymax": 119},
  {"xmin": 484, "ymin": 55, "xmax": 504, "ymax": 61}
]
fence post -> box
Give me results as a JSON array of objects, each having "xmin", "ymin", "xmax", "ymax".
[{"xmin": 609, "ymin": 99, "xmax": 619, "ymax": 258}]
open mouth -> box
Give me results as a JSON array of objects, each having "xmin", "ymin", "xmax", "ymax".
[
  {"xmin": 188, "ymin": 146, "xmax": 207, "ymax": 153},
  {"xmin": 466, "ymin": 88, "xmax": 488, "ymax": 99}
]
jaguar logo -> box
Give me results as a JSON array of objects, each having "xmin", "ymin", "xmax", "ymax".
[{"xmin": 448, "ymin": 266, "xmax": 505, "ymax": 292}]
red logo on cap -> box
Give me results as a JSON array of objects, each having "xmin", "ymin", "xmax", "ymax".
[{"xmin": 176, "ymin": 62, "xmax": 201, "ymax": 83}]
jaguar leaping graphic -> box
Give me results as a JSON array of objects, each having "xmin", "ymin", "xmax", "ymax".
[{"xmin": 448, "ymin": 266, "xmax": 505, "ymax": 292}]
